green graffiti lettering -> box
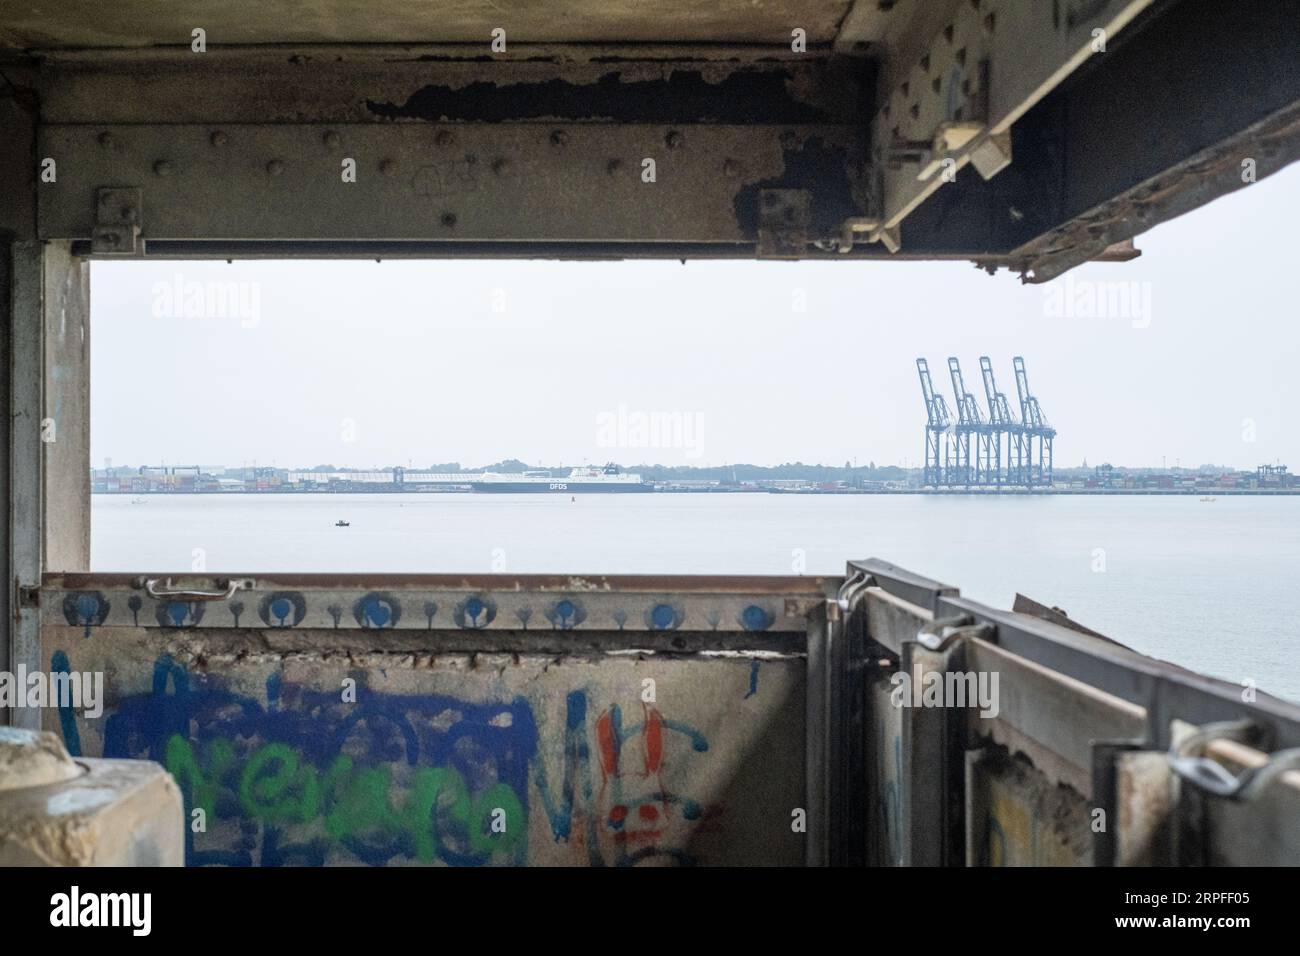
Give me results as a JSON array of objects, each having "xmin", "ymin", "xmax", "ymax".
[
  {"xmin": 165, "ymin": 733, "xmax": 234, "ymax": 819},
  {"xmin": 404, "ymin": 767, "xmax": 465, "ymax": 861},
  {"xmin": 470, "ymin": 783, "xmax": 524, "ymax": 855},
  {"xmin": 240, "ymin": 742, "xmax": 316, "ymax": 824},
  {"xmin": 169, "ymin": 736, "xmax": 531, "ymax": 864}
]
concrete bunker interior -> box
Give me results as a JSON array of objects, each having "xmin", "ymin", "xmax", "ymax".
[{"xmin": 4, "ymin": 0, "xmax": 1300, "ymax": 868}]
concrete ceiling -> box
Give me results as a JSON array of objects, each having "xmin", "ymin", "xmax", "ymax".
[{"xmin": 0, "ymin": 0, "xmax": 858, "ymax": 49}]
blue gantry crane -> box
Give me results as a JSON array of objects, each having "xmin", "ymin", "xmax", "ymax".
[
  {"xmin": 916, "ymin": 356, "xmax": 1055, "ymax": 489},
  {"xmin": 1013, "ymin": 356, "xmax": 1055, "ymax": 486},
  {"xmin": 947, "ymin": 357, "xmax": 991, "ymax": 487},
  {"xmin": 915, "ymin": 358, "xmax": 953, "ymax": 487},
  {"xmin": 979, "ymin": 355, "xmax": 1019, "ymax": 487}
]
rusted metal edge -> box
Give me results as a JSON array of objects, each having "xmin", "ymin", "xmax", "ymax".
[
  {"xmin": 1004, "ymin": 98, "xmax": 1300, "ymax": 283},
  {"xmin": 854, "ymin": 558, "xmax": 1300, "ymax": 749},
  {"xmin": 27, "ymin": 44, "xmax": 845, "ymax": 65},
  {"xmin": 942, "ymin": 594, "xmax": 1300, "ymax": 750},
  {"xmin": 70, "ymin": 240, "xmax": 1005, "ymax": 261},
  {"xmin": 46, "ymin": 571, "xmax": 831, "ymax": 593}
]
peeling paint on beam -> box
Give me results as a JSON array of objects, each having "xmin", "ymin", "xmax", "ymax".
[{"xmin": 366, "ymin": 70, "xmax": 840, "ymax": 124}]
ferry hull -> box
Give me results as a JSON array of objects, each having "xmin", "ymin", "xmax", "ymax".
[{"xmin": 468, "ymin": 481, "xmax": 654, "ymax": 493}]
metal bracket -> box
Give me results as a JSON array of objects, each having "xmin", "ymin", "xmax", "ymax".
[
  {"xmin": 969, "ymin": 129, "xmax": 1013, "ymax": 180},
  {"xmin": 17, "ymin": 583, "xmax": 40, "ymax": 609},
  {"xmin": 132, "ymin": 576, "xmax": 255, "ymax": 601},
  {"xmin": 92, "ymin": 187, "xmax": 142, "ymax": 254},
  {"xmin": 1168, "ymin": 719, "xmax": 1266, "ymax": 798},
  {"xmin": 914, "ymin": 121, "xmax": 985, "ymax": 181},
  {"xmin": 834, "ymin": 568, "xmax": 871, "ymax": 616},
  {"xmin": 837, "ymin": 216, "xmax": 900, "ymax": 254},
  {"xmin": 757, "ymin": 189, "xmax": 810, "ymax": 258},
  {"xmin": 914, "ymin": 613, "xmax": 991, "ymax": 652}
]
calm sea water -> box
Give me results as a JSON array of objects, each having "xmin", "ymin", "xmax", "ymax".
[{"xmin": 92, "ymin": 493, "xmax": 1300, "ymax": 702}]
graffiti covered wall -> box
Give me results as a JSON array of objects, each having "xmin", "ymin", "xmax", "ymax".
[{"xmin": 43, "ymin": 628, "xmax": 805, "ymax": 866}]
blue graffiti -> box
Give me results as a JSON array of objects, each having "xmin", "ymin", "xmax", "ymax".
[
  {"xmin": 49, "ymin": 650, "xmax": 82, "ymax": 756},
  {"xmin": 545, "ymin": 598, "xmax": 586, "ymax": 630},
  {"xmin": 352, "ymin": 592, "xmax": 402, "ymax": 629},
  {"xmin": 155, "ymin": 600, "xmax": 205, "ymax": 629},
  {"xmin": 646, "ymin": 603, "xmax": 685, "ymax": 630},
  {"xmin": 98, "ymin": 654, "xmax": 537, "ymax": 867},
  {"xmin": 453, "ymin": 594, "xmax": 497, "ymax": 629},
  {"xmin": 62, "ymin": 591, "xmax": 110, "ymax": 638},
  {"xmin": 740, "ymin": 604, "xmax": 775, "ymax": 632},
  {"xmin": 60, "ymin": 652, "xmax": 717, "ymax": 868},
  {"xmin": 259, "ymin": 591, "xmax": 307, "ymax": 627}
]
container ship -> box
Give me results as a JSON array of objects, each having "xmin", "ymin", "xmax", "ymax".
[{"xmin": 468, "ymin": 463, "xmax": 654, "ymax": 493}]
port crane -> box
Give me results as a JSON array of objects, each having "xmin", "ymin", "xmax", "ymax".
[
  {"xmin": 1013, "ymin": 356, "xmax": 1056, "ymax": 486},
  {"xmin": 979, "ymin": 356, "xmax": 1020, "ymax": 487},
  {"xmin": 916, "ymin": 359, "xmax": 953, "ymax": 488},
  {"xmin": 948, "ymin": 357, "xmax": 991, "ymax": 487}
]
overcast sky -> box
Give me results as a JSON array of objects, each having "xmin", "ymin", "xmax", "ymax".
[{"xmin": 91, "ymin": 162, "xmax": 1299, "ymax": 472}]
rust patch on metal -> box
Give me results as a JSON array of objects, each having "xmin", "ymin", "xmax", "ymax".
[{"xmin": 366, "ymin": 70, "xmax": 831, "ymax": 124}]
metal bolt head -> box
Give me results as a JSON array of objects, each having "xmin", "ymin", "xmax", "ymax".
[
  {"xmin": 723, "ymin": 159, "xmax": 741, "ymax": 178},
  {"xmin": 153, "ymin": 159, "xmax": 173, "ymax": 177},
  {"xmin": 440, "ymin": 212, "xmax": 457, "ymax": 228},
  {"xmin": 210, "ymin": 130, "xmax": 228, "ymax": 147},
  {"xmin": 491, "ymin": 157, "xmax": 510, "ymax": 175},
  {"xmin": 379, "ymin": 158, "xmax": 396, "ymax": 175},
  {"xmin": 435, "ymin": 130, "xmax": 454, "ymax": 147},
  {"xmin": 97, "ymin": 131, "xmax": 115, "ymax": 148},
  {"xmin": 606, "ymin": 158, "xmax": 624, "ymax": 175},
  {"xmin": 666, "ymin": 130, "xmax": 683, "ymax": 149},
  {"xmin": 550, "ymin": 129, "xmax": 569, "ymax": 146},
  {"xmin": 323, "ymin": 130, "xmax": 341, "ymax": 149},
  {"xmin": 266, "ymin": 159, "xmax": 284, "ymax": 176}
]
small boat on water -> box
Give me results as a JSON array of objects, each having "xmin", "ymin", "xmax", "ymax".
[
  {"xmin": 1200, "ymin": 497, "xmax": 1217, "ymax": 502},
  {"xmin": 335, "ymin": 520, "xmax": 350, "ymax": 527}
]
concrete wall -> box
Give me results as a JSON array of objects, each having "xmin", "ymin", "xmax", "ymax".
[{"xmin": 43, "ymin": 625, "xmax": 806, "ymax": 866}]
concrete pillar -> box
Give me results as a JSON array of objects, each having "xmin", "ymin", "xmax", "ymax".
[
  {"xmin": 2, "ymin": 67, "xmax": 38, "ymax": 727},
  {"xmin": 42, "ymin": 242, "xmax": 90, "ymax": 573},
  {"xmin": 7, "ymin": 241, "xmax": 45, "ymax": 729}
]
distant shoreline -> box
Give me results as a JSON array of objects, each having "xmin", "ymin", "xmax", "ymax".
[{"xmin": 92, "ymin": 488, "xmax": 1300, "ymax": 497}]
